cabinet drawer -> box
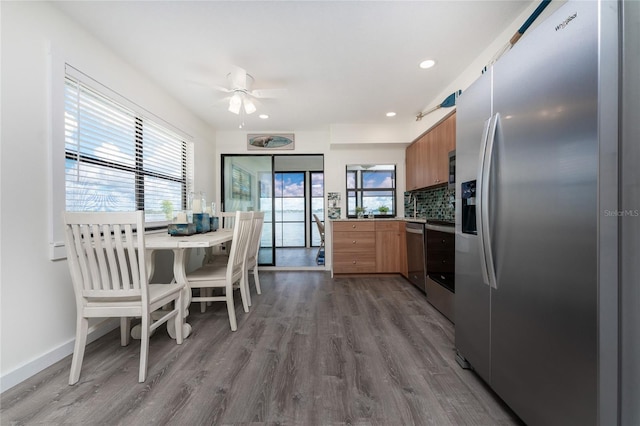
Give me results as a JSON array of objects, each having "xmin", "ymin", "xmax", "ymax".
[
  {"xmin": 333, "ymin": 221, "xmax": 375, "ymax": 232},
  {"xmin": 375, "ymin": 221, "xmax": 401, "ymax": 231},
  {"xmin": 333, "ymin": 253, "xmax": 376, "ymax": 273},
  {"xmin": 333, "ymin": 232, "xmax": 375, "ymax": 252}
]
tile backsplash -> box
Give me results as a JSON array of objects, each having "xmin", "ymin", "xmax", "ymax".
[{"xmin": 405, "ymin": 186, "xmax": 455, "ymax": 221}]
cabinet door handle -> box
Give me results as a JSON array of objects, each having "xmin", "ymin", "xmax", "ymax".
[
  {"xmin": 352, "ymin": 224, "xmax": 356, "ymax": 228},
  {"xmin": 352, "ymin": 240, "xmax": 356, "ymax": 244},
  {"xmin": 352, "ymin": 260, "xmax": 356, "ymax": 264}
]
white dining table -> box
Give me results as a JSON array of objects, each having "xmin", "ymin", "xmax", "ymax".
[{"xmin": 132, "ymin": 229, "xmax": 234, "ymax": 339}]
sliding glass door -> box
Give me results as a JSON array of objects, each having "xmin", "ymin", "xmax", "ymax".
[
  {"xmin": 222, "ymin": 155, "xmax": 274, "ymax": 265},
  {"xmin": 222, "ymin": 154, "xmax": 323, "ymax": 267}
]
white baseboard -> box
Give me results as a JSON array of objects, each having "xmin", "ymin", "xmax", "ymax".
[{"xmin": 0, "ymin": 319, "xmax": 119, "ymax": 394}]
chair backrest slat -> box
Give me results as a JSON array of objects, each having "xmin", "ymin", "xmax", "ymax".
[
  {"xmin": 102, "ymin": 225, "xmax": 121, "ymax": 290},
  {"xmin": 69, "ymin": 224, "xmax": 91, "ymax": 293},
  {"xmin": 81, "ymin": 224, "xmax": 102, "ymax": 291},
  {"xmin": 123, "ymin": 224, "xmax": 141, "ymax": 291},
  {"xmin": 92, "ymin": 224, "xmax": 112, "ymax": 290},
  {"xmin": 113, "ymin": 224, "xmax": 127, "ymax": 290}
]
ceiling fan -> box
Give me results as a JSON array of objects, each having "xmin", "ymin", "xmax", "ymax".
[{"xmin": 220, "ymin": 67, "xmax": 286, "ymax": 115}]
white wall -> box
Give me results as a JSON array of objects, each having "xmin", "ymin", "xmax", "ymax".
[{"xmin": 0, "ymin": 1, "xmax": 216, "ymax": 392}]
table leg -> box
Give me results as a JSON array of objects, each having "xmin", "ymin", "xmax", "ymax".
[
  {"xmin": 166, "ymin": 248, "xmax": 192, "ymax": 339},
  {"xmin": 131, "ymin": 247, "xmax": 192, "ymax": 340}
]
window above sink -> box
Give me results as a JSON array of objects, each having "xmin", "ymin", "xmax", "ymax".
[{"xmin": 346, "ymin": 164, "xmax": 396, "ymax": 218}]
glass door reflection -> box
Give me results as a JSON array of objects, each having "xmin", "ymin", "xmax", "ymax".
[{"xmin": 222, "ymin": 155, "xmax": 274, "ymax": 265}]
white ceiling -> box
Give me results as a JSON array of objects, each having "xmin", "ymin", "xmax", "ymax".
[{"xmin": 52, "ymin": 1, "xmax": 533, "ymax": 132}]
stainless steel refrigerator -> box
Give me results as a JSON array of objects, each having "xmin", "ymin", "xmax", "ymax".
[{"xmin": 455, "ymin": 1, "xmax": 637, "ymax": 425}]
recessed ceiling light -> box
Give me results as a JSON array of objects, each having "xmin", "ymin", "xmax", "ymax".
[
  {"xmin": 259, "ymin": 114, "xmax": 269, "ymax": 119},
  {"xmin": 419, "ymin": 59, "xmax": 436, "ymax": 69},
  {"xmin": 386, "ymin": 112, "xmax": 396, "ymax": 117}
]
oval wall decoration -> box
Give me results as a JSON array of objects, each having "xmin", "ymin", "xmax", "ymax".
[{"xmin": 247, "ymin": 133, "xmax": 295, "ymax": 150}]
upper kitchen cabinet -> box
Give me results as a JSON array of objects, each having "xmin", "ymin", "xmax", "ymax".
[{"xmin": 406, "ymin": 112, "xmax": 456, "ymax": 190}]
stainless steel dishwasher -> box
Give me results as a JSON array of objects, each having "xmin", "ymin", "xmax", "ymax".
[{"xmin": 405, "ymin": 222, "xmax": 426, "ymax": 293}]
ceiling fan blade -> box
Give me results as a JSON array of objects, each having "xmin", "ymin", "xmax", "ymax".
[
  {"xmin": 186, "ymin": 79, "xmax": 231, "ymax": 93},
  {"xmin": 250, "ymin": 88, "xmax": 288, "ymax": 99},
  {"xmin": 213, "ymin": 85, "xmax": 232, "ymax": 93}
]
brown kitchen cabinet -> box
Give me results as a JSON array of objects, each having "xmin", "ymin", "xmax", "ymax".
[
  {"xmin": 332, "ymin": 220, "xmax": 407, "ymax": 275},
  {"xmin": 406, "ymin": 111, "xmax": 456, "ymax": 190},
  {"xmin": 375, "ymin": 220, "xmax": 407, "ymax": 274},
  {"xmin": 332, "ymin": 220, "xmax": 376, "ymax": 274}
]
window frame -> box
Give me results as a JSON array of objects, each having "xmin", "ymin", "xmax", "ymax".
[
  {"xmin": 345, "ymin": 165, "xmax": 397, "ymax": 218},
  {"xmin": 49, "ymin": 60, "xmax": 193, "ymax": 260}
]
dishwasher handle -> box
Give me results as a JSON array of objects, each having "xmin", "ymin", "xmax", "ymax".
[{"xmin": 406, "ymin": 226, "xmax": 424, "ymax": 235}]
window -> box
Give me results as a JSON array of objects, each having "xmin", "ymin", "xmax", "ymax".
[
  {"xmin": 273, "ymin": 172, "xmax": 305, "ymax": 247},
  {"xmin": 346, "ymin": 164, "xmax": 396, "ymax": 217},
  {"xmin": 64, "ymin": 67, "xmax": 192, "ymax": 226}
]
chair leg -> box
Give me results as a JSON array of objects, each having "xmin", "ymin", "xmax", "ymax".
[
  {"xmin": 139, "ymin": 313, "xmax": 151, "ymax": 383},
  {"xmin": 243, "ymin": 270, "xmax": 252, "ymax": 308},
  {"xmin": 120, "ymin": 317, "xmax": 131, "ymax": 346},
  {"xmin": 69, "ymin": 316, "xmax": 89, "ymax": 385},
  {"xmin": 238, "ymin": 275, "xmax": 249, "ymax": 313},
  {"xmin": 226, "ymin": 286, "xmax": 238, "ymax": 331},
  {"xmin": 200, "ymin": 288, "xmax": 214, "ymax": 312},
  {"xmin": 253, "ymin": 266, "xmax": 261, "ymax": 294}
]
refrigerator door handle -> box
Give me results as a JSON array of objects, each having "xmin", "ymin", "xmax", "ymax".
[
  {"xmin": 478, "ymin": 113, "xmax": 499, "ymax": 289},
  {"xmin": 476, "ymin": 116, "xmax": 491, "ymax": 286}
]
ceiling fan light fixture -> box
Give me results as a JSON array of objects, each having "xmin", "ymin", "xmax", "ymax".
[
  {"xmin": 228, "ymin": 93, "xmax": 242, "ymax": 114},
  {"xmin": 243, "ymin": 97, "xmax": 257, "ymax": 114}
]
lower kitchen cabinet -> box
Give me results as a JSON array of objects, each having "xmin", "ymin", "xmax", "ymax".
[
  {"xmin": 332, "ymin": 220, "xmax": 406, "ymax": 275},
  {"xmin": 332, "ymin": 220, "xmax": 376, "ymax": 273},
  {"xmin": 375, "ymin": 220, "xmax": 407, "ymax": 274}
]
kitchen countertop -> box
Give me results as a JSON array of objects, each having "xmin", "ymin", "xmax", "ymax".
[
  {"xmin": 331, "ymin": 217, "xmax": 401, "ymax": 221},
  {"xmin": 330, "ymin": 217, "xmax": 455, "ymax": 227},
  {"xmin": 425, "ymin": 222, "xmax": 455, "ymax": 233},
  {"xmin": 402, "ymin": 217, "xmax": 427, "ymax": 223},
  {"xmin": 331, "ymin": 217, "xmax": 433, "ymax": 222}
]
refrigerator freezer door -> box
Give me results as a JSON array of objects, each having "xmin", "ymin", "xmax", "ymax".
[
  {"xmin": 454, "ymin": 70, "xmax": 493, "ymax": 383},
  {"xmin": 489, "ymin": 2, "xmax": 598, "ymax": 425}
]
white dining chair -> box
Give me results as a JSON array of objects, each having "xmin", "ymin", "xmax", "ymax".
[
  {"xmin": 199, "ymin": 210, "xmax": 243, "ymax": 313},
  {"xmin": 198, "ymin": 210, "xmax": 263, "ymax": 311},
  {"xmin": 186, "ymin": 211, "xmax": 253, "ymax": 331},
  {"xmin": 244, "ymin": 211, "xmax": 265, "ymax": 306},
  {"xmin": 63, "ymin": 211, "xmax": 184, "ymax": 384}
]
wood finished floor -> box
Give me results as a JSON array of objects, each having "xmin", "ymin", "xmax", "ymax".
[{"xmin": 1, "ymin": 272, "xmax": 521, "ymax": 425}]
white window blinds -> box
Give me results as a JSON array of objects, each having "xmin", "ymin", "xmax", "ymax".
[{"xmin": 64, "ymin": 66, "xmax": 193, "ymax": 226}]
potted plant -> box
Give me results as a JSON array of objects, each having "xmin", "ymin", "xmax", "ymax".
[
  {"xmin": 355, "ymin": 206, "xmax": 366, "ymax": 218},
  {"xmin": 378, "ymin": 205, "xmax": 389, "ymax": 215}
]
